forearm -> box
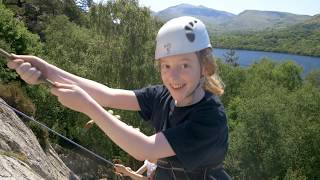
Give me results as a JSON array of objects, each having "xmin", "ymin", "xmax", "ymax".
[
  {"xmin": 135, "ymin": 165, "xmax": 147, "ymax": 175},
  {"xmin": 123, "ymin": 170, "xmax": 147, "ymax": 180},
  {"xmin": 86, "ymin": 102, "xmax": 155, "ymax": 161},
  {"xmin": 128, "ymin": 173, "xmax": 147, "ymax": 180},
  {"xmin": 47, "ymin": 65, "xmax": 138, "ymax": 110},
  {"xmin": 9, "ymin": 55, "xmax": 113, "ymax": 107},
  {"xmin": 46, "ymin": 65, "xmax": 104, "ymax": 102}
]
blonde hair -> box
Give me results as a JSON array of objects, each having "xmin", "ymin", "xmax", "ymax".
[{"xmin": 196, "ymin": 48, "xmax": 225, "ymax": 96}]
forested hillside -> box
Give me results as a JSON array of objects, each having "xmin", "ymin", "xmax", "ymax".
[
  {"xmin": 213, "ymin": 15, "xmax": 320, "ymax": 57},
  {"xmin": 0, "ymin": 1, "xmax": 319, "ymax": 179},
  {"xmin": 155, "ymin": 4, "xmax": 311, "ymax": 34}
]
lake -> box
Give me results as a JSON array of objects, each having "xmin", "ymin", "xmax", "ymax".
[{"xmin": 213, "ymin": 48, "xmax": 320, "ymax": 76}]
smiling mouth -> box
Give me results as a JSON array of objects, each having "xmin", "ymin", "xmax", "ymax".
[{"xmin": 170, "ymin": 84, "xmax": 186, "ymax": 90}]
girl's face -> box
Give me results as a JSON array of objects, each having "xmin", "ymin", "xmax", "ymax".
[{"xmin": 160, "ymin": 52, "xmax": 204, "ymax": 106}]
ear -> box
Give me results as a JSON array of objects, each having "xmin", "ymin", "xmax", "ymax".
[
  {"xmin": 202, "ymin": 59, "xmax": 216, "ymax": 77},
  {"xmin": 201, "ymin": 65, "xmax": 207, "ymax": 76}
]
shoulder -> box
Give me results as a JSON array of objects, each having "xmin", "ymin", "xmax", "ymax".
[
  {"xmin": 134, "ymin": 85, "xmax": 167, "ymax": 97},
  {"xmin": 196, "ymin": 91, "xmax": 225, "ymax": 115},
  {"xmin": 133, "ymin": 85, "xmax": 171, "ymax": 123},
  {"xmin": 191, "ymin": 91, "xmax": 227, "ymax": 125},
  {"xmin": 203, "ymin": 91, "xmax": 224, "ymax": 107}
]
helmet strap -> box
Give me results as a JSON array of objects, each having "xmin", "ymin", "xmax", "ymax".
[
  {"xmin": 184, "ymin": 76, "xmax": 205, "ymax": 104},
  {"xmin": 184, "ymin": 51, "xmax": 205, "ymax": 103},
  {"xmin": 176, "ymin": 51, "xmax": 205, "ymax": 106}
]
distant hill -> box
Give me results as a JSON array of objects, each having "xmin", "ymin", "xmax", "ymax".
[
  {"xmin": 213, "ymin": 15, "xmax": 320, "ymax": 56},
  {"xmin": 298, "ymin": 14, "xmax": 320, "ymax": 27},
  {"xmin": 156, "ymin": 3, "xmax": 235, "ymax": 25},
  {"xmin": 223, "ymin": 10, "xmax": 311, "ymax": 32},
  {"xmin": 154, "ymin": 4, "xmax": 312, "ymax": 33}
]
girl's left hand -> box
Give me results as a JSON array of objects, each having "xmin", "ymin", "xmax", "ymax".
[
  {"xmin": 51, "ymin": 82, "xmax": 97, "ymax": 114},
  {"xmin": 114, "ymin": 164, "xmax": 133, "ymax": 174}
]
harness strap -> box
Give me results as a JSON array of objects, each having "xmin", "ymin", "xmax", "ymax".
[{"xmin": 157, "ymin": 159, "xmax": 223, "ymax": 173}]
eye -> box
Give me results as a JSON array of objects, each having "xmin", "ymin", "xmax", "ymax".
[
  {"xmin": 181, "ymin": 63, "xmax": 189, "ymax": 69},
  {"xmin": 161, "ymin": 64, "xmax": 170, "ymax": 70}
]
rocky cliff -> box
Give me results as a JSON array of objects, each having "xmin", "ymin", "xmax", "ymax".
[{"xmin": 0, "ymin": 98, "xmax": 79, "ymax": 180}]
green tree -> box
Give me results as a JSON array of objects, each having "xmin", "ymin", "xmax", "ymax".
[
  {"xmin": 223, "ymin": 48, "xmax": 239, "ymax": 67},
  {"xmin": 271, "ymin": 61, "xmax": 303, "ymax": 91},
  {"xmin": 219, "ymin": 61, "xmax": 246, "ymax": 106},
  {"xmin": 305, "ymin": 69, "xmax": 320, "ymax": 88},
  {"xmin": 2, "ymin": 0, "xmax": 87, "ymax": 40},
  {"xmin": 0, "ymin": 3, "xmax": 42, "ymax": 54}
]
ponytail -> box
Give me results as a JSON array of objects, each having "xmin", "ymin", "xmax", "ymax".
[{"xmin": 197, "ymin": 48, "xmax": 225, "ymax": 96}]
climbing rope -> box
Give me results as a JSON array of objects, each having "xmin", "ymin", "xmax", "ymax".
[{"xmin": 0, "ymin": 100, "xmax": 114, "ymax": 167}]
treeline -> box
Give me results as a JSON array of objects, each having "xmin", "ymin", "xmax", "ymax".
[
  {"xmin": 212, "ymin": 15, "xmax": 320, "ymax": 57},
  {"xmin": 0, "ymin": 1, "xmax": 320, "ymax": 179}
]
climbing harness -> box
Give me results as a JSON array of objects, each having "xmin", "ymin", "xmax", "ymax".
[
  {"xmin": 156, "ymin": 159, "xmax": 223, "ymax": 180},
  {"xmin": 156, "ymin": 160, "xmax": 191, "ymax": 180},
  {"xmin": 0, "ymin": 100, "xmax": 114, "ymax": 167}
]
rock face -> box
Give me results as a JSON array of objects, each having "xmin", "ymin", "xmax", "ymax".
[{"xmin": 0, "ymin": 98, "xmax": 79, "ymax": 180}]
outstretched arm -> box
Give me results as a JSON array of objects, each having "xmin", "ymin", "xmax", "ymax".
[
  {"xmin": 51, "ymin": 82, "xmax": 176, "ymax": 161},
  {"xmin": 7, "ymin": 55, "xmax": 140, "ymax": 110}
]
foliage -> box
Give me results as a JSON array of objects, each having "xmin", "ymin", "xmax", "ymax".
[
  {"xmin": 2, "ymin": 0, "xmax": 87, "ymax": 39},
  {"xmin": 305, "ymin": 69, "xmax": 320, "ymax": 88},
  {"xmin": 218, "ymin": 60, "xmax": 246, "ymax": 106},
  {"xmin": 283, "ymin": 168, "xmax": 307, "ymax": 180},
  {"xmin": 0, "ymin": 3, "xmax": 43, "ymax": 54},
  {"xmin": 222, "ymin": 60, "xmax": 320, "ymax": 179},
  {"xmin": 213, "ymin": 15, "xmax": 320, "ymax": 57},
  {"xmin": 0, "ymin": 82, "xmax": 36, "ymax": 116}
]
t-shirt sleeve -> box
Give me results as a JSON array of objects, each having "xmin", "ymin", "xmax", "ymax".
[
  {"xmin": 133, "ymin": 85, "xmax": 163, "ymax": 121},
  {"xmin": 163, "ymin": 104, "xmax": 228, "ymax": 170}
]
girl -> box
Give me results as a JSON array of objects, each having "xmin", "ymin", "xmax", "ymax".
[{"xmin": 7, "ymin": 16, "xmax": 231, "ymax": 179}]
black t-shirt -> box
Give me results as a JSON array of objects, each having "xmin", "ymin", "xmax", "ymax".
[{"xmin": 134, "ymin": 85, "xmax": 228, "ymax": 171}]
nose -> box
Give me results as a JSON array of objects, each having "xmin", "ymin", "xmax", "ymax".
[{"xmin": 168, "ymin": 68, "xmax": 180, "ymax": 80}]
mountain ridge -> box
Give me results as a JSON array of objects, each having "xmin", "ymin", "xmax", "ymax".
[{"xmin": 154, "ymin": 3, "xmax": 313, "ymax": 33}]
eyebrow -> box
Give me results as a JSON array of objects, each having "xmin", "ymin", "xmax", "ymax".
[
  {"xmin": 179, "ymin": 58, "xmax": 193, "ymax": 62},
  {"xmin": 160, "ymin": 57, "xmax": 193, "ymax": 64}
]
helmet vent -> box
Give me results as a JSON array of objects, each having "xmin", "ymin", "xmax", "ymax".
[
  {"xmin": 184, "ymin": 21, "xmax": 196, "ymax": 42},
  {"xmin": 185, "ymin": 26, "xmax": 192, "ymax": 31},
  {"xmin": 186, "ymin": 33, "xmax": 195, "ymax": 42}
]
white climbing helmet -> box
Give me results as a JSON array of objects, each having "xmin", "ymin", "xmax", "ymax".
[{"xmin": 155, "ymin": 16, "xmax": 212, "ymax": 60}]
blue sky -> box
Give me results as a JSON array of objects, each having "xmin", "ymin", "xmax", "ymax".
[{"xmin": 138, "ymin": 0, "xmax": 320, "ymax": 16}]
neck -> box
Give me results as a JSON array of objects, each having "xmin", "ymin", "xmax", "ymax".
[{"xmin": 175, "ymin": 87, "xmax": 205, "ymax": 107}]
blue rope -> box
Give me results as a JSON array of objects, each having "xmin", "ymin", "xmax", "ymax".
[{"xmin": 0, "ymin": 100, "xmax": 114, "ymax": 167}]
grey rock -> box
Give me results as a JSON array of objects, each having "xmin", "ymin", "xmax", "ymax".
[{"xmin": 0, "ymin": 98, "xmax": 79, "ymax": 180}]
